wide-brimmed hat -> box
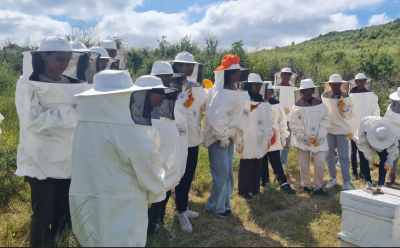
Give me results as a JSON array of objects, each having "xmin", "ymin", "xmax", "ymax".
[
  {"xmin": 299, "ymin": 79, "xmax": 317, "ymax": 89},
  {"xmin": 247, "ymin": 73, "xmax": 263, "ymax": 83},
  {"xmin": 355, "ymin": 73, "xmax": 368, "ymax": 80},
  {"xmin": 327, "ymin": 74, "xmax": 346, "ymax": 83},
  {"xmin": 366, "ymin": 118, "xmax": 396, "ymax": 150},
  {"xmin": 100, "ymin": 40, "xmax": 117, "ymax": 50},
  {"xmin": 171, "ymin": 51, "xmax": 198, "ymax": 64},
  {"xmin": 215, "ymin": 54, "xmax": 241, "ymax": 71},
  {"xmin": 38, "ymin": 36, "xmax": 73, "ymax": 52},
  {"xmin": 135, "ymin": 75, "xmax": 169, "ymax": 89},
  {"xmin": 70, "ymin": 41, "xmax": 90, "ymax": 52},
  {"xmin": 77, "ymin": 70, "xmax": 143, "ymax": 96},
  {"xmin": 89, "ymin": 46, "xmax": 110, "ymax": 59},
  {"xmin": 151, "ymin": 61, "xmax": 173, "ymax": 75},
  {"xmin": 390, "ymin": 87, "xmax": 400, "ymax": 101},
  {"xmin": 280, "ymin": 68, "xmax": 293, "ymax": 74}
]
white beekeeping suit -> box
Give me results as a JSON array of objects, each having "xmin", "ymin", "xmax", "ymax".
[
  {"xmin": 15, "ymin": 36, "xmax": 88, "ymax": 180},
  {"xmin": 0, "ymin": 113, "xmax": 3, "ymax": 137},
  {"xmin": 152, "ymin": 61, "xmax": 189, "ymax": 178},
  {"xmin": 201, "ymin": 66, "xmax": 251, "ymax": 149},
  {"xmin": 261, "ymin": 82, "xmax": 290, "ymax": 152},
  {"xmin": 235, "ymin": 75, "xmax": 274, "ymax": 159},
  {"xmin": 349, "ymin": 73, "xmax": 380, "ymax": 140},
  {"xmin": 69, "ymin": 71, "xmax": 166, "ymax": 247},
  {"xmin": 273, "ymin": 67, "xmax": 298, "ymax": 116},
  {"xmin": 135, "ymin": 75, "xmax": 181, "ymax": 190},
  {"xmin": 100, "ymin": 39, "xmax": 128, "ymax": 70}
]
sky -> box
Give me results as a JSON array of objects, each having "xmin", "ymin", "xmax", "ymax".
[{"xmin": 0, "ymin": 0, "xmax": 399, "ymax": 50}]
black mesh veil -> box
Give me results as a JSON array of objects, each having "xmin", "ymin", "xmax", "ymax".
[
  {"xmin": 157, "ymin": 89, "xmax": 177, "ymax": 120},
  {"xmin": 349, "ymin": 78, "xmax": 373, "ymax": 92},
  {"xmin": 294, "ymin": 87, "xmax": 322, "ymax": 107},
  {"xmin": 390, "ymin": 100, "xmax": 400, "ymax": 114},
  {"xmin": 170, "ymin": 73, "xmax": 184, "ymax": 94},
  {"xmin": 130, "ymin": 90, "xmax": 152, "ymax": 126},
  {"xmin": 260, "ymin": 83, "xmax": 280, "ymax": 102}
]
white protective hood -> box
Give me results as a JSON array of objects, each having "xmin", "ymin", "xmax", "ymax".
[
  {"xmin": 236, "ymin": 101, "xmax": 274, "ymax": 159},
  {"xmin": 273, "ymin": 86, "xmax": 297, "ymax": 117},
  {"xmin": 289, "ymin": 103, "xmax": 331, "ymax": 152},
  {"xmin": 202, "ymin": 70, "xmax": 250, "ymax": 148},
  {"xmin": 15, "ymin": 49, "xmax": 87, "ymax": 180},
  {"xmin": 269, "ymin": 103, "xmax": 290, "ymax": 152},
  {"xmin": 321, "ymin": 95, "xmax": 353, "ymax": 135},
  {"xmin": 349, "ymin": 92, "xmax": 380, "ymax": 140},
  {"xmin": 187, "ymin": 86, "xmax": 207, "ymax": 147},
  {"xmin": 69, "ymin": 72, "xmax": 166, "ymax": 247},
  {"xmin": 384, "ymin": 105, "xmax": 400, "ymax": 140}
]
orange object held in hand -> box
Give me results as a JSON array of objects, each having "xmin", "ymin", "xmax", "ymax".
[
  {"xmin": 271, "ymin": 129, "xmax": 276, "ymax": 145},
  {"xmin": 349, "ymin": 132, "xmax": 353, "ymax": 140},
  {"xmin": 203, "ymin": 79, "xmax": 213, "ymax": 89},
  {"xmin": 251, "ymin": 104, "xmax": 259, "ymax": 112},
  {"xmin": 235, "ymin": 145, "xmax": 244, "ymax": 154},
  {"xmin": 284, "ymin": 108, "xmax": 290, "ymax": 115},
  {"xmin": 148, "ymin": 204, "xmax": 152, "ymax": 209},
  {"xmin": 184, "ymin": 88, "xmax": 195, "ymax": 108},
  {"xmin": 308, "ymin": 137, "xmax": 320, "ymax": 147}
]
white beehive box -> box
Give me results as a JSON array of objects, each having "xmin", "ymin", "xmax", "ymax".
[{"xmin": 338, "ymin": 188, "xmax": 400, "ymax": 247}]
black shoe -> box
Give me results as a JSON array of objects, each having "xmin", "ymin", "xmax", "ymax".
[
  {"xmin": 359, "ymin": 172, "xmax": 365, "ymax": 179},
  {"xmin": 313, "ymin": 188, "xmax": 329, "ymax": 196},
  {"xmin": 281, "ymin": 184, "xmax": 296, "ymax": 194},
  {"xmin": 239, "ymin": 193, "xmax": 252, "ymax": 199},
  {"xmin": 225, "ymin": 209, "xmax": 232, "ymax": 215},
  {"xmin": 261, "ymin": 181, "xmax": 267, "ymax": 187},
  {"xmin": 215, "ymin": 211, "xmax": 230, "ymax": 218},
  {"xmin": 303, "ymin": 187, "xmax": 312, "ymax": 193}
]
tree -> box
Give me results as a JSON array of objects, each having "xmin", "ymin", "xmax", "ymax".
[{"xmin": 66, "ymin": 20, "xmax": 103, "ymax": 48}]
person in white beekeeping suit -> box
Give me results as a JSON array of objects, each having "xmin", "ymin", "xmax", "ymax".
[
  {"xmin": 322, "ymin": 74, "xmax": 355, "ymax": 191},
  {"xmin": 14, "ymin": 36, "xmax": 89, "ymax": 247},
  {"xmin": 355, "ymin": 116, "xmax": 399, "ymax": 187},
  {"xmin": 260, "ymin": 82, "xmax": 295, "ymax": 194},
  {"xmin": 70, "ymin": 41, "xmax": 101, "ymax": 88},
  {"xmin": 89, "ymin": 46, "xmax": 110, "ymax": 72},
  {"xmin": 384, "ymin": 88, "xmax": 400, "ymax": 186},
  {"xmin": 69, "ymin": 71, "xmax": 166, "ymax": 247},
  {"xmin": 202, "ymin": 54, "xmax": 250, "ymax": 217},
  {"xmin": 290, "ymin": 79, "xmax": 331, "ymax": 196},
  {"xmin": 100, "ymin": 39, "xmax": 128, "ymax": 70},
  {"xmin": 146, "ymin": 61, "xmax": 190, "ymax": 235},
  {"xmin": 274, "ymin": 68, "xmax": 298, "ymax": 169},
  {"xmin": 236, "ymin": 74, "xmax": 274, "ymax": 199},
  {"xmin": 169, "ymin": 52, "xmax": 207, "ymax": 232},
  {"xmin": 0, "ymin": 113, "xmax": 4, "ymax": 137},
  {"xmin": 135, "ymin": 74, "xmax": 180, "ymax": 236},
  {"xmin": 349, "ymin": 73, "xmax": 380, "ymax": 180}
]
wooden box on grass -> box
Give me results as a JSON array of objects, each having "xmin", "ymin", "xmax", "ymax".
[{"xmin": 338, "ymin": 188, "xmax": 400, "ymax": 247}]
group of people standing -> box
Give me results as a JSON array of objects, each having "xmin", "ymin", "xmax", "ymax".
[{"xmin": 10, "ymin": 36, "xmax": 399, "ymax": 247}]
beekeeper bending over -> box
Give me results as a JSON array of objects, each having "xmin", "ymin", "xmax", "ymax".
[
  {"xmin": 290, "ymin": 79, "xmax": 331, "ymax": 196},
  {"xmin": 15, "ymin": 36, "xmax": 89, "ymax": 247},
  {"xmin": 322, "ymin": 74, "xmax": 355, "ymax": 191},
  {"xmin": 384, "ymin": 88, "xmax": 400, "ymax": 186},
  {"xmin": 69, "ymin": 71, "xmax": 166, "ymax": 247},
  {"xmin": 355, "ymin": 116, "xmax": 399, "ymax": 187}
]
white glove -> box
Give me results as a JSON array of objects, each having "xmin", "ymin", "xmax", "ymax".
[
  {"xmin": 281, "ymin": 139, "xmax": 286, "ymax": 148},
  {"xmin": 235, "ymin": 142, "xmax": 244, "ymax": 154},
  {"xmin": 384, "ymin": 159, "xmax": 393, "ymax": 170},
  {"xmin": 341, "ymin": 105, "xmax": 351, "ymax": 113},
  {"xmin": 176, "ymin": 89, "xmax": 190, "ymax": 105},
  {"xmin": 301, "ymin": 135, "xmax": 311, "ymax": 146},
  {"xmin": 219, "ymin": 139, "xmax": 230, "ymax": 147},
  {"xmin": 316, "ymin": 135, "xmax": 324, "ymax": 146},
  {"xmin": 71, "ymin": 103, "xmax": 77, "ymax": 109}
]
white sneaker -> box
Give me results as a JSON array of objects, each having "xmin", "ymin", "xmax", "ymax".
[
  {"xmin": 325, "ymin": 178, "xmax": 338, "ymax": 189},
  {"xmin": 366, "ymin": 181, "xmax": 373, "ymax": 188},
  {"xmin": 186, "ymin": 209, "xmax": 199, "ymax": 219},
  {"xmin": 178, "ymin": 213, "xmax": 193, "ymax": 233},
  {"xmin": 342, "ymin": 182, "xmax": 355, "ymax": 191},
  {"xmin": 282, "ymin": 163, "xmax": 287, "ymax": 170}
]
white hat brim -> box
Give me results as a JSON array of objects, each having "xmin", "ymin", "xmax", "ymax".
[
  {"xmin": 170, "ymin": 59, "xmax": 199, "ymax": 64},
  {"xmin": 298, "ymin": 86, "xmax": 320, "ymax": 90},
  {"xmin": 390, "ymin": 91, "xmax": 400, "ymax": 101},
  {"xmin": 366, "ymin": 120, "xmax": 396, "ymax": 150}
]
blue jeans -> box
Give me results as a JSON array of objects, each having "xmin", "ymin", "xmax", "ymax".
[
  {"xmin": 280, "ymin": 122, "xmax": 291, "ymax": 164},
  {"xmin": 326, "ymin": 133, "xmax": 351, "ymax": 183},
  {"xmin": 205, "ymin": 139, "xmax": 234, "ymax": 215}
]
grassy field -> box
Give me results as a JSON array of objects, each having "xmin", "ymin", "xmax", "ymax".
[{"xmin": 0, "ymin": 72, "xmax": 399, "ymax": 247}]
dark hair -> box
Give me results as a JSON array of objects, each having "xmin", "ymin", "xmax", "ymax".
[
  {"xmin": 224, "ymin": 69, "xmax": 239, "ymax": 87},
  {"xmin": 45, "ymin": 51, "xmax": 54, "ymax": 55},
  {"xmin": 172, "ymin": 62, "xmax": 184, "ymax": 73}
]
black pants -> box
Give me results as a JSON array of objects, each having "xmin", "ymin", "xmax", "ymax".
[
  {"xmin": 261, "ymin": 150, "xmax": 287, "ymax": 185},
  {"xmin": 26, "ymin": 177, "xmax": 71, "ymax": 247},
  {"xmin": 359, "ymin": 149, "xmax": 388, "ymax": 185},
  {"xmin": 175, "ymin": 146, "xmax": 199, "ymax": 213},
  {"xmin": 238, "ymin": 158, "xmax": 262, "ymax": 195},
  {"xmin": 147, "ymin": 190, "xmax": 172, "ymax": 235},
  {"xmin": 351, "ymin": 140, "xmax": 363, "ymax": 175}
]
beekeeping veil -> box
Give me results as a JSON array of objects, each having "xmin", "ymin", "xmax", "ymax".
[
  {"xmin": 294, "ymin": 79, "xmax": 322, "ymax": 107},
  {"xmin": 100, "ymin": 39, "xmax": 128, "ymax": 70},
  {"xmin": 261, "ymin": 81, "xmax": 280, "ymax": 102},
  {"xmin": 322, "ymin": 74, "xmax": 350, "ymax": 96},
  {"xmin": 274, "ymin": 67, "xmax": 297, "ymax": 86}
]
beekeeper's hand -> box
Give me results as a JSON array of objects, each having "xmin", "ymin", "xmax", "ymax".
[
  {"xmin": 219, "ymin": 139, "xmax": 230, "ymax": 147},
  {"xmin": 235, "ymin": 142, "xmax": 244, "ymax": 154},
  {"xmin": 349, "ymin": 132, "xmax": 353, "ymax": 140},
  {"xmin": 284, "ymin": 107, "xmax": 290, "ymax": 115},
  {"xmin": 184, "ymin": 88, "xmax": 195, "ymax": 108},
  {"xmin": 316, "ymin": 135, "xmax": 325, "ymax": 146},
  {"xmin": 301, "ymin": 135, "xmax": 311, "ymax": 146},
  {"xmin": 339, "ymin": 102, "xmax": 350, "ymax": 113},
  {"xmin": 177, "ymin": 89, "xmax": 190, "ymax": 105},
  {"xmin": 281, "ymin": 139, "xmax": 286, "ymax": 148},
  {"xmin": 250, "ymin": 104, "xmax": 259, "ymax": 112},
  {"xmin": 368, "ymin": 159, "xmax": 378, "ymax": 169},
  {"xmin": 384, "ymin": 159, "xmax": 393, "ymax": 171}
]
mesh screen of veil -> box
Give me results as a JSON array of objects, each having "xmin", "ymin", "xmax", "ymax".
[
  {"xmin": 130, "ymin": 90, "xmax": 152, "ymax": 126},
  {"xmin": 170, "ymin": 73, "xmax": 184, "ymax": 94},
  {"xmin": 294, "ymin": 87, "xmax": 322, "ymax": 107},
  {"xmin": 391, "ymin": 100, "xmax": 400, "ymax": 114},
  {"xmin": 186, "ymin": 64, "xmax": 204, "ymax": 87},
  {"xmin": 349, "ymin": 78, "xmax": 373, "ymax": 92},
  {"xmin": 261, "ymin": 85, "xmax": 280, "ymax": 102},
  {"xmin": 156, "ymin": 89, "xmax": 177, "ymax": 120}
]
